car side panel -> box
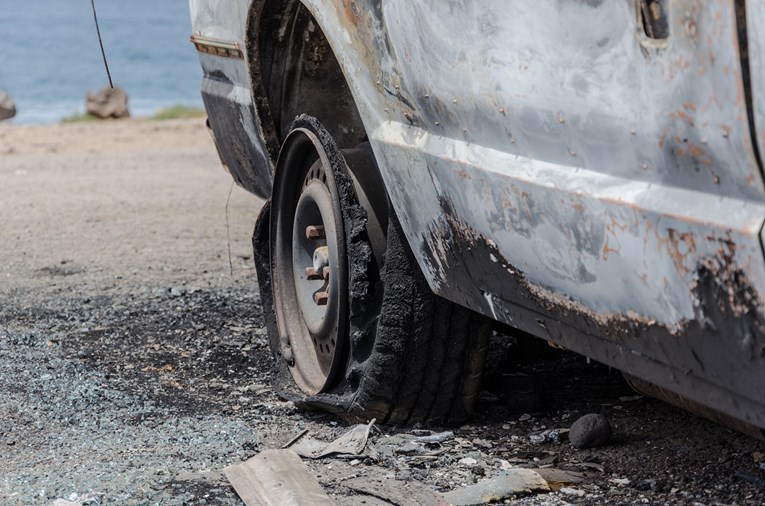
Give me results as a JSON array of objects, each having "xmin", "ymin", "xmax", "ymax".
[
  {"xmin": 295, "ymin": 0, "xmax": 765, "ymax": 429},
  {"xmin": 190, "ymin": 0, "xmax": 273, "ymax": 197}
]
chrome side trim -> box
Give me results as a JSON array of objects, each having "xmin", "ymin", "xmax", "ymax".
[{"xmin": 190, "ymin": 35, "xmax": 243, "ymax": 59}]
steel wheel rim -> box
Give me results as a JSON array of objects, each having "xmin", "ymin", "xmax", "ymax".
[{"xmin": 271, "ymin": 128, "xmax": 348, "ymax": 394}]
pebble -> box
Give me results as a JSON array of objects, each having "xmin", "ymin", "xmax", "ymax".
[
  {"xmin": 560, "ymin": 487, "xmax": 586, "ymax": 497},
  {"xmin": 569, "ymin": 413, "xmax": 612, "ymax": 449},
  {"xmin": 459, "ymin": 457, "xmax": 478, "ymax": 466},
  {"xmin": 169, "ymin": 287, "xmax": 187, "ymax": 298},
  {"xmin": 395, "ymin": 470, "xmax": 411, "ymax": 480}
]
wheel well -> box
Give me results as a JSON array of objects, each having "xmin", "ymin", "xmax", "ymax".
[{"xmin": 246, "ymin": 0, "xmax": 367, "ymax": 165}]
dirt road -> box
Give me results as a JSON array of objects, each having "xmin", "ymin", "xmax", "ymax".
[{"xmin": 1, "ymin": 119, "xmax": 764, "ymax": 505}]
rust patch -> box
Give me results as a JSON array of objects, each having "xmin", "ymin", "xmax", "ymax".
[
  {"xmin": 304, "ymin": 23, "xmax": 329, "ymax": 77},
  {"xmin": 602, "ymin": 236, "xmax": 620, "ymax": 261},
  {"xmin": 669, "ymin": 109, "xmax": 695, "ymax": 127},
  {"xmin": 661, "ymin": 228, "xmax": 698, "ymax": 275},
  {"xmin": 673, "ymin": 140, "xmax": 714, "ymax": 166}
]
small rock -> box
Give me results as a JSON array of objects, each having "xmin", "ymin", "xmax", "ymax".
[
  {"xmin": 86, "ymin": 86, "xmax": 130, "ymax": 119},
  {"xmin": 0, "ymin": 91, "xmax": 16, "ymax": 121},
  {"xmin": 395, "ymin": 470, "xmax": 412, "ymax": 481},
  {"xmin": 459, "ymin": 457, "xmax": 478, "ymax": 466},
  {"xmin": 560, "ymin": 487, "xmax": 585, "ymax": 497},
  {"xmin": 415, "ymin": 431, "xmax": 454, "ymax": 444},
  {"xmin": 569, "ymin": 413, "xmax": 612, "ymax": 449},
  {"xmin": 529, "ymin": 434, "xmax": 547, "ymax": 444},
  {"xmin": 610, "ymin": 477, "xmax": 630, "ymax": 486},
  {"xmin": 169, "ymin": 287, "xmax": 187, "ymax": 297},
  {"xmin": 634, "ymin": 478, "xmax": 669, "ymax": 492},
  {"xmin": 546, "ymin": 429, "xmax": 563, "ymax": 444},
  {"xmin": 472, "ymin": 438, "xmax": 492, "ymax": 448},
  {"xmin": 395, "ymin": 442, "xmax": 423, "ymax": 455}
]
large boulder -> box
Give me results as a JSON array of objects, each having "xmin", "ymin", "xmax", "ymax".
[
  {"xmin": 86, "ymin": 86, "xmax": 130, "ymax": 119},
  {"xmin": 0, "ymin": 91, "xmax": 16, "ymax": 121}
]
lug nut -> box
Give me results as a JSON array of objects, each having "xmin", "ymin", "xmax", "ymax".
[
  {"xmin": 314, "ymin": 291, "xmax": 329, "ymax": 306},
  {"xmin": 306, "ymin": 225, "xmax": 325, "ymax": 240},
  {"xmin": 305, "ymin": 267, "xmax": 323, "ymax": 280}
]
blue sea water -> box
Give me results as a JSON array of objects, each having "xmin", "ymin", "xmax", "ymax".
[{"xmin": 0, "ymin": 0, "xmax": 204, "ymax": 123}]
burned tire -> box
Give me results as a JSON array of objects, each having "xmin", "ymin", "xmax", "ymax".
[{"xmin": 254, "ymin": 115, "xmax": 490, "ymax": 425}]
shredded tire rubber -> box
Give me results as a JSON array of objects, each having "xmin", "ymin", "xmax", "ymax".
[{"xmin": 253, "ymin": 115, "xmax": 490, "ymax": 425}]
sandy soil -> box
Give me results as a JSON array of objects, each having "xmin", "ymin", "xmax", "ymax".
[
  {"xmin": 1, "ymin": 118, "xmax": 764, "ymax": 505},
  {"xmin": 0, "ymin": 118, "xmax": 260, "ymax": 298}
]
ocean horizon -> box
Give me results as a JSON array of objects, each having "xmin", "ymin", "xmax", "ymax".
[{"xmin": 0, "ymin": 1, "xmax": 204, "ymax": 124}]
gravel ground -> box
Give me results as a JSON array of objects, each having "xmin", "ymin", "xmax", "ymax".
[{"xmin": 1, "ymin": 119, "xmax": 765, "ymax": 505}]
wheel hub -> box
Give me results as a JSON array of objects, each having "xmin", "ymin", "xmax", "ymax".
[{"xmin": 291, "ymin": 171, "xmax": 341, "ymax": 357}]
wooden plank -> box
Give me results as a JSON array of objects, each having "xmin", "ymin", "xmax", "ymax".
[{"xmin": 224, "ymin": 449, "xmax": 334, "ymax": 506}]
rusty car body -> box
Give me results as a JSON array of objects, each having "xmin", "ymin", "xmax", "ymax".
[{"xmin": 189, "ymin": 0, "xmax": 765, "ymax": 434}]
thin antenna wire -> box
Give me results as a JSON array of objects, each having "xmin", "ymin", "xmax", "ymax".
[
  {"xmin": 90, "ymin": 0, "xmax": 113, "ymax": 88},
  {"xmin": 225, "ymin": 181, "xmax": 235, "ymax": 276}
]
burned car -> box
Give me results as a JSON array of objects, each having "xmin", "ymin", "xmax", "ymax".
[{"xmin": 189, "ymin": 0, "xmax": 765, "ymax": 435}]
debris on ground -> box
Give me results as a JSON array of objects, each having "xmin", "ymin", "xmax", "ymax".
[
  {"xmin": 414, "ymin": 430, "xmax": 455, "ymax": 444},
  {"xmin": 442, "ymin": 467, "xmax": 580, "ymax": 505},
  {"xmin": 224, "ymin": 449, "xmax": 333, "ymax": 505},
  {"xmin": 291, "ymin": 419, "xmax": 375, "ymax": 459},
  {"xmin": 569, "ymin": 413, "xmax": 612, "ymax": 449},
  {"xmin": 533, "ymin": 468, "xmax": 584, "ymax": 489},
  {"xmin": 338, "ymin": 476, "xmax": 446, "ymax": 506},
  {"xmin": 559, "ymin": 486, "xmax": 586, "ymax": 497},
  {"xmin": 50, "ymin": 493, "xmax": 102, "ymax": 506}
]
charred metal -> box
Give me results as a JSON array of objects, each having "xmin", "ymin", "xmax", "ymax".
[{"xmin": 423, "ymin": 196, "xmax": 765, "ymax": 432}]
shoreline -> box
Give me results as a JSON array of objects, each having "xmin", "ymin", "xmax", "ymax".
[{"xmin": 0, "ymin": 98, "xmax": 204, "ymax": 125}]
